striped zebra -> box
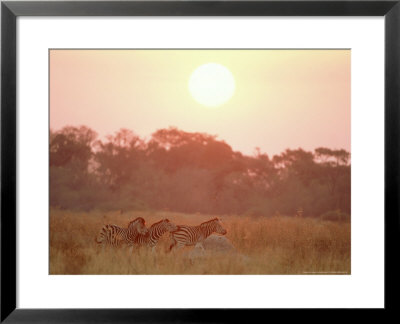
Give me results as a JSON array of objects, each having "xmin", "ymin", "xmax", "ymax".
[
  {"xmin": 169, "ymin": 218, "xmax": 227, "ymax": 251},
  {"xmin": 96, "ymin": 217, "xmax": 148, "ymax": 248},
  {"xmin": 132, "ymin": 219, "xmax": 178, "ymax": 251}
]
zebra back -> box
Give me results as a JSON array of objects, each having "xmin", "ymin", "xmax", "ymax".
[
  {"xmin": 96, "ymin": 217, "xmax": 148, "ymax": 247},
  {"xmin": 135, "ymin": 219, "xmax": 177, "ymax": 247},
  {"xmin": 96, "ymin": 224, "xmax": 128, "ymax": 247},
  {"xmin": 170, "ymin": 218, "xmax": 227, "ymax": 247}
]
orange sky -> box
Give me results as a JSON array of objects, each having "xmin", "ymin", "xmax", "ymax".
[{"xmin": 50, "ymin": 49, "xmax": 350, "ymax": 156}]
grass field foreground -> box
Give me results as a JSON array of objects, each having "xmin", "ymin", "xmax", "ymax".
[{"xmin": 50, "ymin": 209, "xmax": 351, "ymax": 275}]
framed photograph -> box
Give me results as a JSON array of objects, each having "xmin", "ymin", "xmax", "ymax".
[{"xmin": 1, "ymin": 0, "xmax": 399, "ymax": 321}]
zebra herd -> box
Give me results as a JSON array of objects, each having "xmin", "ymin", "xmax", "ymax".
[{"xmin": 96, "ymin": 217, "xmax": 227, "ymax": 252}]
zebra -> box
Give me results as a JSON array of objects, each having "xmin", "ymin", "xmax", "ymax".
[
  {"xmin": 96, "ymin": 217, "xmax": 148, "ymax": 248},
  {"xmin": 132, "ymin": 219, "xmax": 178, "ymax": 252},
  {"xmin": 169, "ymin": 217, "xmax": 227, "ymax": 251}
]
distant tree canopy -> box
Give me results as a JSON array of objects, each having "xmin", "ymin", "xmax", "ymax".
[{"xmin": 50, "ymin": 126, "xmax": 350, "ymax": 219}]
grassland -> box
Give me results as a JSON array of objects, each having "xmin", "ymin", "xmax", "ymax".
[{"xmin": 49, "ymin": 209, "xmax": 350, "ymax": 275}]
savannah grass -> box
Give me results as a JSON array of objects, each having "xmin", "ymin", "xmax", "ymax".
[{"xmin": 50, "ymin": 209, "xmax": 350, "ymax": 275}]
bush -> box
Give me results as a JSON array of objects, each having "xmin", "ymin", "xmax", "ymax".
[{"xmin": 320, "ymin": 210, "xmax": 350, "ymax": 222}]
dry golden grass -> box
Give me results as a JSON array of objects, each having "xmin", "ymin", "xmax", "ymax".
[{"xmin": 50, "ymin": 209, "xmax": 350, "ymax": 275}]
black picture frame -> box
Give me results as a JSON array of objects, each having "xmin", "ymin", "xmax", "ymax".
[{"xmin": 1, "ymin": 0, "xmax": 399, "ymax": 322}]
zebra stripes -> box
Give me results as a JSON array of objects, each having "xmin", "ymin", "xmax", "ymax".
[
  {"xmin": 96, "ymin": 217, "xmax": 148, "ymax": 247},
  {"xmin": 96, "ymin": 217, "xmax": 227, "ymax": 253},
  {"xmin": 169, "ymin": 218, "xmax": 227, "ymax": 251},
  {"xmin": 133, "ymin": 219, "xmax": 178, "ymax": 249}
]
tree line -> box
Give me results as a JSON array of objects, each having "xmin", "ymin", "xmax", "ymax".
[{"xmin": 50, "ymin": 126, "xmax": 350, "ymax": 220}]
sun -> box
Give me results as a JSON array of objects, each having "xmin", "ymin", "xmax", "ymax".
[{"xmin": 188, "ymin": 63, "xmax": 235, "ymax": 108}]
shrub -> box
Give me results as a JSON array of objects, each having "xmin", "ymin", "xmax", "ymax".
[{"xmin": 320, "ymin": 210, "xmax": 350, "ymax": 222}]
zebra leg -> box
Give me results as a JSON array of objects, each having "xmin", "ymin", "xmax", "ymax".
[
  {"xmin": 168, "ymin": 238, "xmax": 177, "ymax": 252},
  {"xmin": 195, "ymin": 242, "xmax": 205, "ymax": 251},
  {"xmin": 148, "ymin": 245, "xmax": 158, "ymax": 270},
  {"xmin": 176, "ymin": 243, "xmax": 186, "ymax": 251},
  {"xmin": 101, "ymin": 241, "xmax": 110, "ymax": 253}
]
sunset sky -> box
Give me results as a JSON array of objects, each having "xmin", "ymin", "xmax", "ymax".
[{"xmin": 50, "ymin": 49, "xmax": 350, "ymax": 156}]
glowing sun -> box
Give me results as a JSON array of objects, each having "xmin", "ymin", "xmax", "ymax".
[{"xmin": 188, "ymin": 63, "xmax": 235, "ymax": 108}]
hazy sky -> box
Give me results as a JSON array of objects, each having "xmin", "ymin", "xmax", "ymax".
[{"xmin": 50, "ymin": 49, "xmax": 350, "ymax": 156}]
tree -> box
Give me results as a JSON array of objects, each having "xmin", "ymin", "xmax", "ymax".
[
  {"xmin": 314, "ymin": 147, "xmax": 350, "ymax": 194},
  {"xmin": 49, "ymin": 126, "xmax": 100, "ymax": 210},
  {"xmin": 148, "ymin": 127, "xmax": 235, "ymax": 172},
  {"xmin": 313, "ymin": 147, "xmax": 351, "ymax": 212},
  {"xmin": 49, "ymin": 125, "xmax": 351, "ymax": 217},
  {"xmin": 94, "ymin": 128, "xmax": 144, "ymax": 188},
  {"xmin": 273, "ymin": 149, "xmax": 317, "ymax": 186},
  {"xmin": 50, "ymin": 125, "xmax": 97, "ymax": 170}
]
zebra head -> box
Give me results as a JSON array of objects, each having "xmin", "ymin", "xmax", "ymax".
[
  {"xmin": 163, "ymin": 219, "xmax": 178, "ymax": 232},
  {"xmin": 213, "ymin": 218, "xmax": 227, "ymax": 235},
  {"xmin": 128, "ymin": 217, "xmax": 149, "ymax": 235}
]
